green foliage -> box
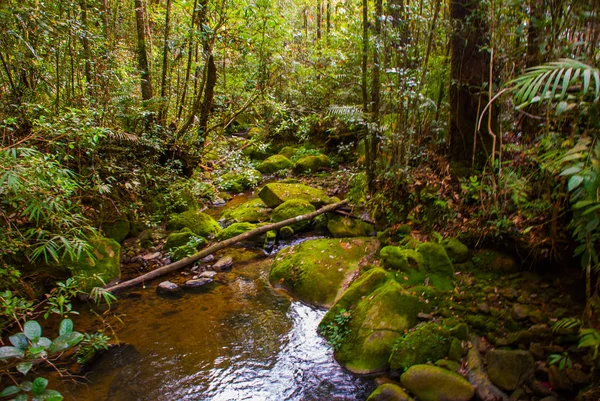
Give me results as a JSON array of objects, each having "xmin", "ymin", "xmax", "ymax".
[
  {"xmin": 578, "ymin": 328, "xmax": 600, "ymax": 361},
  {"xmin": 318, "ymin": 309, "xmax": 352, "ymax": 351},
  {"xmin": 548, "ymin": 352, "xmax": 572, "ymax": 370},
  {"xmin": 168, "ymin": 236, "xmax": 206, "ymax": 261},
  {"xmin": 75, "ymin": 332, "xmax": 111, "ymax": 365}
]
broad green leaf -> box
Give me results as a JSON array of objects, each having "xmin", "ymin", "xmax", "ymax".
[
  {"xmin": 583, "ymin": 68, "xmax": 591, "ymax": 96},
  {"xmin": 16, "ymin": 361, "xmax": 33, "ymax": 375},
  {"xmin": 31, "ymin": 377, "xmax": 48, "ymax": 395},
  {"xmin": 586, "ymin": 219, "xmax": 599, "ymax": 232},
  {"xmin": 9, "ymin": 333, "xmax": 29, "ymax": 351},
  {"xmin": 0, "ymin": 346, "xmax": 25, "ymax": 359},
  {"xmin": 582, "ymin": 204, "xmax": 600, "ymax": 216},
  {"xmin": 33, "ymin": 389, "xmax": 64, "ymax": 401},
  {"xmin": 49, "ymin": 332, "xmax": 83, "ymax": 354},
  {"xmin": 560, "ymin": 68, "xmax": 573, "ymax": 99},
  {"xmin": 19, "ymin": 381, "xmax": 32, "ymax": 392},
  {"xmin": 556, "ymin": 101, "xmax": 568, "ymax": 114},
  {"xmin": 59, "ymin": 319, "xmax": 73, "ymax": 336},
  {"xmin": 568, "ymin": 175, "xmax": 584, "ymax": 191},
  {"xmin": 0, "ymin": 386, "xmax": 20, "ymax": 397},
  {"xmin": 24, "ymin": 320, "xmax": 42, "ymax": 341},
  {"xmin": 573, "ymin": 200, "xmax": 597, "ymax": 209},
  {"xmin": 35, "ymin": 337, "xmax": 52, "ymax": 349},
  {"xmin": 15, "ymin": 393, "xmax": 28, "ymax": 401},
  {"xmin": 560, "ymin": 166, "xmax": 582, "ymax": 176}
]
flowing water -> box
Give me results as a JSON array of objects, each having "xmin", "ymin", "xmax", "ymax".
[{"xmin": 59, "ymin": 247, "xmax": 374, "ymax": 400}]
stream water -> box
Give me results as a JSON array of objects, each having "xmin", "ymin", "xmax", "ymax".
[{"xmin": 60, "ymin": 247, "xmax": 374, "ymax": 400}]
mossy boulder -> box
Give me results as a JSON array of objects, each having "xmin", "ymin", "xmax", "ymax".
[
  {"xmin": 164, "ymin": 228, "xmax": 197, "ymax": 251},
  {"xmin": 166, "ymin": 210, "xmax": 221, "ymax": 238},
  {"xmin": 258, "ymin": 183, "xmax": 333, "ymax": 208},
  {"xmin": 293, "ymin": 154, "xmax": 330, "ymax": 174},
  {"xmin": 216, "ymin": 169, "xmax": 263, "ymax": 194},
  {"xmin": 418, "ymin": 242, "xmax": 454, "ymax": 276},
  {"xmin": 485, "ymin": 349, "xmax": 534, "ymax": 391},
  {"xmin": 270, "ymin": 237, "xmax": 379, "ymax": 308},
  {"xmin": 389, "ymin": 322, "xmax": 451, "ymax": 372},
  {"xmin": 101, "ymin": 219, "xmax": 130, "ymax": 243},
  {"xmin": 441, "ymin": 238, "xmax": 469, "ymax": 263},
  {"xmin": 366, "ymin": 383, "xmax": 414, "ymax": 401},
  {"xmin": 67, "ymin": 237, "xmax": 120, "ymax": 291},
  {"xmin": 270, "ymin": 199, "xmax": 316, "ymax": 231},
  {"xmin": 327, "ymin": 216, "xmax": 374, "ymax": 238},
  {"xmin": 256, "ymin": 155, "xmax": 294, "ymax": 174},
  {"xmin": 216, "ymin": 222, "xmax": 257, "ymax": 241},
  {"xmin": 381, "ymin": 243, "xmax": 453, "ymax": 276},
  {"xmin": 472, "ymin": 249, "xmax": 519, "ymax": 273},
  {"xmin": 278, "ymin": 146, "xmax": 299, "ymax": 159},
  {"xmin": 401, "ymin": 365, "xmax": 475, "ymax": 401},
  {"xmin": 219, "ymin": 198, "xmax": 272, "ymax": 225},
  {"xmin": 333, "ymin": 279, "xmax": 425, "ymax": 374}
]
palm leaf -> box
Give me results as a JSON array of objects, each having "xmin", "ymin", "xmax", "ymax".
[{"xmin": 510, "ymin": 59, "xmax": 600, "ymax": 108}]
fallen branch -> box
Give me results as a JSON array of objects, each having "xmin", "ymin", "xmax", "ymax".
[{"xmin": 105, "ymin": 199, "xmax": 348, "ymax": 294}]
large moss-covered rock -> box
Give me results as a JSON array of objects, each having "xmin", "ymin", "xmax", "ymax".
[
  {"xmin": 258, "ymin": 183, "xmax": 332, "ymax": 208},
  {"xmin": 366, "ymin": 383, "xmax": 414, "ymax": 401},
  {"xmin": 270, "ymin": 237, "xmax": 379, "ymax": 308},
  {"xmin": 401, "ymin": 365, "xmax": 475, "ymax": 401},
  {"xmin": 166, "ymin": 210, "xmax": 221, "ymax": 237},
  {"xmin": 101, "ymin": 219, "xmax": 130, "ymax": 243},
  {"xmin": 216, "ymin": 222, "xmax": 257, "ymax": 241},
  {"xmin": 485, "ymin": 349, "xmax": 534, "ymax": 391},
  {"xmin": 278, "ymin": 146, "xmax": 299, "ymax": 159},
  {"xmin": 270, "ymin": 199, "xmax": 315, "ymax": 231},
  {"xmin": 381, "ymin": 242, "xmax": 453, "ymax": 276},
  {"xmin": 441, "ymin": 238, "xmax": 469, "ymax": 263},
  {"xmin": 219, "ymin": 198, "xmax": 272, "ymax": 225},
  {"xmin": 164, "ymin": 228, "xmax": 196, "ymax": 251},
  {"xmin": 256, "ymin": 154, "xmax": 294, "ymax": 174},
  {"xmin": 327, "ymin": 216, "xmax": 374, "ymax": 238},
  {"xmin": 294, "ymin": 154, "xmax": 330, "ymax": 174},
  {"xmin": 389, "ymin": 322, "xmax": 451, "ymax": 372},
  {"xmin": 67, "ymin": 237, "xmax": 120, "ymax": 291},
  {"xmin": 334, "ymin": 280, "xmax": 425, "ymax": 374},
  {"xmin": 216, "ymin": 169, "xmax": 262, "ymax": 194}
]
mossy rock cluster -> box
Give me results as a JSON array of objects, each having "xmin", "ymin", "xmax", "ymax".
[
  {"xmin": 216, "ymin": 222, "xmax": 257, "ymax": 241},
  {"xmin": 389, "ymin": 322, "xmax": 451, "ymax": 372},
  {"xmin": 258, "ymin": 182, "xmax": 333, "ymax": 208},
  {"xmin": 270, "ymin": 237, "xmax": 379, "ymax": 308},
  {"xmin": 219, "ymin": 198, "xmax": 272, "ymax": 226},
  {"xmin": 278, "ymin": 146, "xmax": 298, "ymax": 159},
  {"xmin": 256, "ymin": 154, "xmax": 294, "ymax": 174},
  {"xmin": 293, "ymin": 154, "xmax": 330, "ymax": 174},
  {"xmin": 270, "ymin": 199, "xmax": 315, "ymax": 231},
  {"xmin": 66, "ymin": 236, "xmax": 121, "ymax": 291},
  {"xmin": 327, "ymin": 215, "xmax": 374, "ymax": 238},
  {"xmin": 101, "ymin": 219, "xmax": 130, "ymax": 243},
  {"xmin": 164, "ymin": 227, "xmax": 197, "ymax": 251},
  {"xmin": 166, "ymin": 210, "xmax": 221, "ymax": 238},
  {"xmin": 366, "ymin": 383, "xmax": 414, "ymax": 401},
  {"xmin": 400, "ymin": 365, "xmax": 474, "ymax": 401}
]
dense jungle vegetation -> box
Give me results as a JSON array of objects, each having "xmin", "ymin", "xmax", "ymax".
[{"xmin": 0, "ymin": 0, "xmax": 600, "ymax": 399}]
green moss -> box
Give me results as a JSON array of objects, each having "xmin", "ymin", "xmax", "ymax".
[
  {"xmin": 327, "ymin": 216, "xmax": 374, "ymax": 238},
  {"xmin": 256, "ymin": 154, "xmax": 294, "ymax": 174},
  {"xmin": 270, "ymin": 199, "xmax": 316, "ymax": 231},
  {"xmin": 417, "ymin": 242, "xmax": 453, "ymax": 276},
  {"xmin": 448, "ymin": 338, "xmax": 463, "ymax": 361},
  {"xmin": 270, "ymin": 237, "xmax": 379, "ymax": 308},
  {"xmin": 217, "ymin": 169, "xmax": 263, "ymax": 194},
  {"xmin": 101, "ymin": 219, "xmax": 130, "ymax": 243},
  {"xmin": 435, "ymin": 359, "xmax": 461, "ymax": 372},
  {"xmin": 450, "ymin": 323, "xmax": 469, "ymax": 341},
  {"xmin": 169, "ymin": 235, "xmax": 207, "ymax": 261},
  {"xmin": 166, "ymin": 210, "xmax": 221, "ymax": 237},
  {"xmin": 441, "ymin": 238, "xmax": 470, "ymax": 263},
  {"xmin": 294, "ymin": 154, "xmax": 330, "ymax": 174},
  {"xmin": 380, "ymin": 246, "xmax": 424, "ymax": 271},
  {"xmin": 334, "ymin": 280, "xmax": 426, "ymax": 374},
  {"xmin": 216, "ymin": 222, "xmax": 257, "ymax": 241},
  {"xmin": 258, "ymin": 183, "xmax": 333, "ymax": 208},
  {"xmin": 389, "ymin": 322, "xmax": 451, "ymax": 372},
  {"xmin": 401, "ymin": 365, "xmax": 475, "ymax": 401},
  {"xmin": 279, "ymin": 226, "xmax": 295, "ymax": 238},
  {"xmin": 472, "ymin": 249, "xmax": 518, "ymax": 273},
  {"xmin": 67, "ymin": 237, "xmax": 120, "ymax": 291},
  {"xmin": 219, "ymin": 198, "xmax": 272, "ymax": 225},
  {"xmin": 164, "ymin": 228, "xmax": 195, "ymax": 251},
  {"xmin": 366, "ymin": 383, "xmax": 414, "ymax": 401},
  {"xmin": 278, "ymin": 146, "xmax": 299, "ymax": 159}
]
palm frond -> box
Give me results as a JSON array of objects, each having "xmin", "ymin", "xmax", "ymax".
[{"xmin": 509, "ymin": 59, "xmax": 600, "ymax": 108}]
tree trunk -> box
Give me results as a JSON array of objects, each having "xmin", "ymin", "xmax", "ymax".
[
  {"xmin": 197, "ymin": 53, "xmax": 217, "ymax": 146},
  {"xmin": 159, "ymin": 0, "xmax": 172, "ymax": 124},
  {"xmin": 135, "ymin": 0, "xmax": 154, "ymax": 100},
  {"xmin": 361, "ymin": 0, "xmax": 368, "ymax": 113},
  {"xmin": 316, "ymin": 0, "xmax": 322, "ymax": 41},
  {"xmin": 526, "ymin": 0, "xmax": 543, "ymax": 67},
  {"xmin": 177, "ymin": 0, "xmax": 198, "ymax": 121},
  {"xmin": 79, "ymin": 0, "xmax": 93, "ymax": 93},
  {"xmin": 449, "ymin": 0, "xmax": 493, "ymax": 163},
  {"xmin": 105, "ymin": 200, "xmax": 348, "ymax": 294},
  {"xmin": 326, "ymin": 0, "xmax": 331, "ymax": 38}
]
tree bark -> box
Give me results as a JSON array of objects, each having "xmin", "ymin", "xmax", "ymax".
[
  {"xmin": 79, "ymin": 0, "xmax": 93, "ymax": 93},
  {"xmin": 316, "ymin": 0, "xmax": 322, "ymax": 41},
  {"xmin": 197, "ymin": 53, "xmax": 217, "ymax": 146},
  {"xmin": 361, "ymin": 0, "xmax": 368, "ymax": 113},
  {"xmin": 105, "ymin": 199, "xmax": 349, "ymax": 294},
  {"xmin": 135, "ymin": 0, "xmax": 154, "ymax": 100},
  {"xmin": 449, "ymin": 0, "xmax": 493, "ymax": 163},
  {"xmin": 526, "ymin": 0, "xmax": 543, "ymax": 68},
  {"xmin": 159, "ymin": 0, "xmax": 172, "ymax": 124}
]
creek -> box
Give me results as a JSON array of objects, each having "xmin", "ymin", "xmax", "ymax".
[{"xmin": 59, "ymin": 233, "xmax": 374, "ymax": 400}]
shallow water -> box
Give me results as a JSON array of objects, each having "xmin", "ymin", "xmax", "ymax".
[{"xmin": 60, "ymin": 250, "xmax": 373, "ymax": 401}]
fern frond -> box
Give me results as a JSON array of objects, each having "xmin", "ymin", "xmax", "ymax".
[
  {"xmin": 552, "ymin": 317, "xmax": 582, "ymax": 334},
  {"xmin": 509, "ymin": 59, "xmax": 600, "ymax": 108},
  {"xmin": 106, "ymin": 130, "xmax": 140, "ymax": 143},
  {"xmin": 327, "ymin": 105, "xmax": 366, "ymax": 122}
]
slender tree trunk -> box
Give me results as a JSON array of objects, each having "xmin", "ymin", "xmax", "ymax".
[
  {"xmin": 316, "ymin": 0, "xmax": 322, "ymax": 41},
  {"xmin": 79, "ymin": 0, "xmax": 93, "ymax": 94},
  {"xmin": 361, "ymin": 0, "xmax": 368, "ymax": 112},
  {"xmin": 160, "ymin": 0, "xmax": 172, "ymax": 124},
  {"xmin": 198, "ymin": 54, "xmax": 217, "ymax": 146},
  {"xmin": 177, "ymin": 0, "xmax": 198, "ymax": 121},
  {"xmin": 326, "ymin": 0, "xmax": 331, "ymax": 38},
  {"xmin": 449, "ymin": 0, "xmax": 493, "ymax": 163},
  {"xmin": 526, "ymin": 0, "xmax": 543, "ymax": 67},
  {"xmin": 135, "ymin": 0, "xmax": 154, "ymax": 100}
]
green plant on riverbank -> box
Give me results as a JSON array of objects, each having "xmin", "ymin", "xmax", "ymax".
[{"xmin": 318, "ymin": 309, "xmax": 352, "ymax": 351}]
